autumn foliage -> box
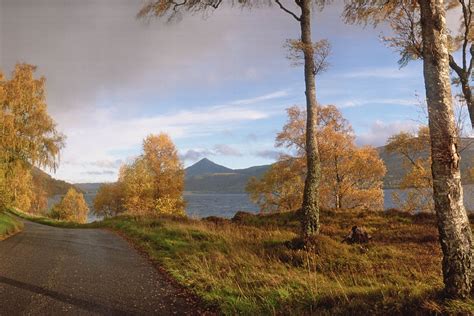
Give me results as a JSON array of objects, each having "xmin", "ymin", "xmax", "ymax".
[
  {"xmin": 93, "ymin": 182, "xmax": 125, "ymax": 218},
  {"xmin": 247, "ymin": 105, "xmax": 386, "ymax": 213},
  {"xmin": 50, "ymin": 188, "xmax": 89, "ymax": 223},
  {"xmin": 94, "ymin": 133, "xmax": 185, "ymax": 217},
  {"xmin": 0, "ymin": 64, "xmax": 64, "ymax": 214}
]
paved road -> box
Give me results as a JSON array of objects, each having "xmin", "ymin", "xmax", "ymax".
[{"xmin": 0, "ymin": 220, "xmax": 204, "ymax": 315}]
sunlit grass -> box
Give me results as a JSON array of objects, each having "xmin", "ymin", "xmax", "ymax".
[
  {"xmin": 99, "ymin": 210, "xmax": 474, "ymax": 315},
  {"xmin": 0, "ymin": 211, "xmax": 23, "ymax": 239}
]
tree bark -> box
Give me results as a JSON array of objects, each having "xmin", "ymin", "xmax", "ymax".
[
  {"xmin": 461, "ymin": 80, "xmax": 474, "ymax": 127},
  {"xmin": 300, "ymin": 0, "xmax": 321, "ymax": 237},
  {"xmin": 418, "ymin": 0, "xmax": 473, "ymax": 298},
  {"xmin": 460, "ymin": 78, "xmax": 474, "ymax": 128}
]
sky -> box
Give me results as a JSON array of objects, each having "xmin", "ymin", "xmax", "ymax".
[{"xmin": 0, "ymin": 0, "xmax": 441, "ymax": 183}]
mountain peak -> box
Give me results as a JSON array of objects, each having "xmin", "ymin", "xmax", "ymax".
[
  {"xmin": 185, "ymin": 158, "xmax": 233, "ymax": 178},
  {"xmin": 197, "ymin": 158, "xmax": 213, "ymax": 163}
]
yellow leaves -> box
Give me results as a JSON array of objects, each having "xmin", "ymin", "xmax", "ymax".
[
  {"xmin": 155, "ymin": 196, "xmax": 186, "ymax": 216},
  {"xmin": 386, "ymin": 127, "xmax": 433, "ymax": 213},
  {"xmin": 0, "ymin": 63, "xmax": 64, "ymax": 171},
  {"xmin": 51, "ymin": 188, "xmax": 89, "ymax": 223},
  {"xmin": 93, "ymin": 182, "xmax": 125, "ymax": 218},
  {"xmin": 0, "ymin": 63, "xmax": 64, "ymax": 214},
  {"xmin": 109, "ymin": 133, "xmax": 185, "ymax": 217}
]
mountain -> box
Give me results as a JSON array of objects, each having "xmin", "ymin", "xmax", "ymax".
[
  {"xmin": 185, "ymin": 159, "xmax": 270, "ymax": 193},
  {"xmin": 185, "ymin": 158, "xmax": 233, "ymax": 178}
]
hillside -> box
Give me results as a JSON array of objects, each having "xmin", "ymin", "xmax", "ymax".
[
  {"xmin": 32, "ymin": 167, "xmax": 79, "ymax": 197},
  {"xmin": 74, "ymin": 183, "xmax": 103, "ymax": 194},
  {"xmin": 379, "ymin": 137, "xmax": 474, "ymax": 188},
  {"xmin": 185, "ymin": 159, "xmax": 270, "ymax": 193}
]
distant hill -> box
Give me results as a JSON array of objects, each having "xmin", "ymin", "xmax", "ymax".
[
  {"xmin": 31, "ymin": 167, "xmax": 78, "ymax": 197},
  {"xmin": 185, "ymin": 159, "xmax": 270, "ymax": 193},
  {"xmin": 378, "ymin": 137, "xmax": 474, "ymax": 188},
  {"xmin": 74, "ymin": 183, "xmax": 104, "ymax": 194}
]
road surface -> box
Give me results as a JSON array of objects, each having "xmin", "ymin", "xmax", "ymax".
[{"xmin": 0, "ymin": 220, "xmax": 206, "ymax": 315}]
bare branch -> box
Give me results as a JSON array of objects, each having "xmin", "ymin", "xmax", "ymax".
[{"xmin": 275, "ymin": 0, "xmax": 301, "ymax": 21}]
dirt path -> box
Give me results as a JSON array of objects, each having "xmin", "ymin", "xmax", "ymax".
[{"xmin": 0, "ymin": 220, "xmax": 206, "ymax": 315}]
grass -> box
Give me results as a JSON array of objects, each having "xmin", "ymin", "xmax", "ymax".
[
  {"xmin": 10, "ymin": 207, "xmax": 474, "ymax": 315},
  {"xmin": 8, "ymin": 208, "xmax": 100, "ymax": 228},
  {"xmin": 98, "ymin": 210, "xmax": 474, "ymax": 315},
  {"xmin": 0, "ymin": 210, "xmax": 23, "ymax": 239}
]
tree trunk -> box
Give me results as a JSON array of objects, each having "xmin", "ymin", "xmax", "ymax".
[
  {"xmin": 300, "ymin": 0, "xmax": 321, "ymax": 238},
  {"xmin": 418, "ymin": 0, "xmax": 473, "ymax": 298}
]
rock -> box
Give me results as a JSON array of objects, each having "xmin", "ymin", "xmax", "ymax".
[
  {"xmin": 202, "ymin": 216, "xmax": 228, "ymax": 225},
  {"xmin": 231, "ymin": 211, "xmax": 256, "ymax": 223},
  {"xmin": 342, "ymin": 226, "xmax": 371, "ymax": 244}
]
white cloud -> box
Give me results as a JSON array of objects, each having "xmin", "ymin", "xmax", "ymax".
[
  {"xmin": 341, "ymin": 67, "xmax": 416, "ymax": 79},
  {"xmin": 356, "ymin": 120, "xmax": 420, "ymax": 146},
  {"xmin": 231, "ymin": 90, "xmax": 289, "ymax": 105},
  {"xmin": 339, "ymin": 98, "xmax": 417, "ymax": 108},
  {"xmin": 255, "ymin": 149, "xmax": 281, "ymax": 160},
  {"xmin": 214, "ymin": 144, "xmax": 242, "ymax": 156}
]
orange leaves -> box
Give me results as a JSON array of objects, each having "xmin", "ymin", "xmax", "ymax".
[
  {"xmin": 248, "ymin": 105, "xmax": 386, "ymax": 213},
  {"xmin": 386, "ymin": 126, "xmax": 434, "ymax": 212},
  {"xmin": 51, "ymin": 188, "xmax": 89, "ymax": 223}
]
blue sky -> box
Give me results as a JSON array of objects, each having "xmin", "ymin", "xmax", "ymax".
[{"xmin": 0, "ymin": 0, "xmax": 438, "ymax": 183}]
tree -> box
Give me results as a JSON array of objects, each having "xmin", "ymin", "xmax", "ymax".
[
  {"xmin": 119, "ymin": 157, "xmax": 156, "ymax": 215},
  {"xmin": 143, "ymin": 133, "xmax": 185, "ymax": 202},
  {"xmin": 247, "ymin": 105, "xmax": 386, "ymax": 212},
  {"xmin": 138, "ymin": 0, "xmax": 330, "ymax": 238},
  {"xmin": 247, "ymin": 158, "xmax": 306, "ymax": 213},
  {"xmin": 118, "ymin": 133, "xmax": 185, "ymax": 216},
  {"xmin": 0, "ymin": 64, "xmax": 65, "ymax": 170},
  {"xmin": 50, "ymin": 188, "xmax": 89, "ymax": 223},
  {"xmin": 387, "ymin": 126, "xmax": 434, "ymax": 213},
  {"xmin": 93, "ymin": 182, "xmax": 125, "ymax": 218},
  {"xmin": 345, "ymin": 0, "xmax": 473, "ymax": 299},
  {"xmin": 0, "ymin": 64, "xmax": 65, "ymax": 211},
  {"xmin": 344, "ymin": 0, "xmax": 474, "ymax": 127}
]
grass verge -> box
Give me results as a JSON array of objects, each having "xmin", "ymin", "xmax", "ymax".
[
  {"xmin": 0, "ymin": 210, "xmax": 24, "ymax": 239},
  {"xmin": 8, "ymin": 208, "xmax": 101, "ymax": 228}
]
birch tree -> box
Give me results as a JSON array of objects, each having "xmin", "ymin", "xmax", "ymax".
[{"xmin": 345, "ymin": 0, "xmax": 473, "ymax": 299}]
